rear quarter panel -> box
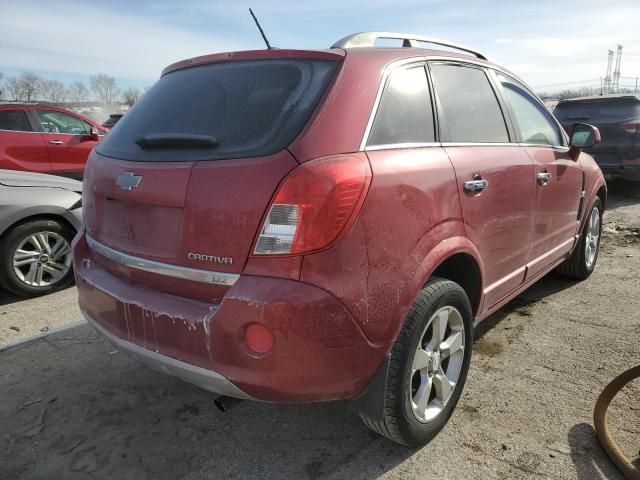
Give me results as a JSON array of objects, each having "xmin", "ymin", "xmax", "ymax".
[{"xmin": 300, "ymin": 147, "xmax": 473, "ymax": 348}]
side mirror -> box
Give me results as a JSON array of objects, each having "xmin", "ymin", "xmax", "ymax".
[
  {"xmin": 570, "ymin": 123, "xmax": 600, "ymax": 148},
  {"xmin": 89, "ymin": 127, "xmax": 100, "ymax": 140},
  {"xmin": 568, "ymin": 123, "xmax": 600, "ymax": 160}
]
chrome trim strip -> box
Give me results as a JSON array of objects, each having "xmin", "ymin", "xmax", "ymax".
[
  {"xmin": 365, "ymin": 141, "xmax": 440, "ymax": 151},
  {"xmin": 441, "ymin": 142, "xmax": 516, "ymax": 147},
  {"xmin": 86, "ymin": 236, "xmax": 239, "ymax": 286},
  {"xmin": 83, "ymin": 310, "xmax": 253, "ymax": 400},
  {"xmin": 331, "ymin": 32, "xmax": 490, "ymax": 60},
  {"xmin": 519, "ymin": 143, "xmax": 571, "ymax": 152}
]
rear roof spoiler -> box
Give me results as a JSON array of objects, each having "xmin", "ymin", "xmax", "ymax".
[
  {"xmin": 162, "ymin": 49, "xmax": 345, "ymax": 76},
  {"xmin": 331, "ymin": 32, "xmax": 490, "ymax": 61}
]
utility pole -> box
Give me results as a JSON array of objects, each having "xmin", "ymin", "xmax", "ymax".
[
  {"xmin": 612, "ymin": 44, "xmax": 622, "ymax": 93},
  {"xmin": 604, "ymin": 49, "xmax": 614, "ymax": 94},
  {"xmin": 635, "ymin": 78, "xmax": 638, "ymax": 96}
]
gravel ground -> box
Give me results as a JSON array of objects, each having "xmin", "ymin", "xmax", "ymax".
[
  {"xmin": 0, "ymin": 288, "xmax": 81, "ymax": 346},
  {"xmin": 1, "ymin": 185, "xmax": 638, "ymax": 479}
]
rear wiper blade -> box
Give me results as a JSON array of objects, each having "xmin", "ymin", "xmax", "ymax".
[{"xmin": 135, "ymin": 133, "xmax": 219, "ymax": 149}]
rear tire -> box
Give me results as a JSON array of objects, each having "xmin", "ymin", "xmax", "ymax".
[
  {"xmin": 556, "ymin": 198, "xmax": 602, "ymax": 280},
  {"xmin": 360, "ymin": 277, "xmax": 473, "ymax": 446},
  {"xmin": 0, "ymin": 219, "xmax": 76, "ymax": 297}
]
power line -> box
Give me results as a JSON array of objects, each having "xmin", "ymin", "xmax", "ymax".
[{"xmin": 531, "ymin": 78, "xmax": 601, "ymax": 88}]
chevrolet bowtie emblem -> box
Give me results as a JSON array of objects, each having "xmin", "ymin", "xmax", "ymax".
[{"xmin": 116, "ymin": 171, "xmax": 142, "ymax": 191}]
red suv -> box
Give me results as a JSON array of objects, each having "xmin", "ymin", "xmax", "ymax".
[
  {"xmin": 73, "ymin": 33, "xmax": 606, "ymax": 446},
  {"xmin": 0, "ymin": 104, "xmax": 106, "ymax": 179}
]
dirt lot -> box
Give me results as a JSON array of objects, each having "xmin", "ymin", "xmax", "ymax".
[{"xmin": 1, "ymin": 184, "xmax": 638, "ymax": 479}]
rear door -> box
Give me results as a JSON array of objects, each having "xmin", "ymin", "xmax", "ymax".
[
  {"xmin": 0, "ymin": 108, "xmax": 50, "ymax": 172},
  {"xmin": 429, "ymin": 62, "xmax": 536, "ymax": 308},
  {"xmin": 33, "ymin": 109, "xmax": 98, "ymax": 176},
  {"xmin": 495, "ymin": 73, "xmax": 582, "ymax": 279}
]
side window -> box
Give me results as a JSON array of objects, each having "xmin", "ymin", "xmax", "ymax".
[
  {"xmin": 367, "ymin": 66, "xmax": 435, "ymax": 147},
  {"xmin": 35, "ymin": 110, "xmax": 89, "ymax": 135},
  {"xmin": 498, "ymin": 75, "xmax": 563, "ymax": 146},
  {"xmin": 0, "ymin": 110, "xmax": 33, "ymax": 132},
  {"xmin": 430, "ymin": 63, "xmax": 509, "ymax": 143}
]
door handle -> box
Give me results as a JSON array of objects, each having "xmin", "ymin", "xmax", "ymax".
[
  {"xmin": 463, "ymin": 178, "xmax": 489, "ymax": 193},
  {"xmin": 537, "ymin": 171, "xmax": 551, "ymax": 185},
  {"xmin": 48, "ymin": 140, "xmax": 63, "ymax": 145}
]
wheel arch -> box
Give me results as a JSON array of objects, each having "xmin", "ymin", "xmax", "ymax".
[
  {"xmin": 430, "ymin": 252, "xmax": 483, "ymax": 318},
  {"xmin": 0, "ymin": 211, "xmax": 78, "ymax": 244},
  {"xmin": 412, "ymin": 236, "xmax": 484, "ymax": 319},
  {"xmin": 596, "ymin": 183, "xmax": 607, "ymax": 211}
]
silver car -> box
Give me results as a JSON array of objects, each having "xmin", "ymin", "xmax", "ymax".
[{"xmin": 0, "ymin": 170, "xmax": 82, "ymax": 297}]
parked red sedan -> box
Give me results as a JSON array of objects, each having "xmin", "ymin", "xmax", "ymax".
[
  {"xmin": 0, "ymin": 104, "xmax": 107, "ymax": 179},
  {"xmin": 73, "ymin": 32, "xmax": 606, "ymax": 446}
]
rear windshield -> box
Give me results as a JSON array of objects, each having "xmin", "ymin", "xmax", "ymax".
[
  {"xmin": 554, "ymin": 97, "xmax": 640, "ymax": 124},
  {"xmin": 97, "ymin": 59, "xmax": 337, "ymax": 161}
]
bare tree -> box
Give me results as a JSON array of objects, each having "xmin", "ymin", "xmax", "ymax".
[
  {"xmin": 90, "ymin": 73, "xmax": 119, "ymax": 105},
  {"xmin": 122, "ymin": 87, "xmax": 141, "ymax": 106},
  {"xmin": 19, "ymin": 72, "xmax": 42, "ymax": 102},
  {"xmin": 43, "ymin": 80, "xmax": 68, "ymax": 104},
  {"xmin": 4, "ymin": 76, "xmax": 24, "ymax": 101},
  {"xmin": 69, "ymin": 81, "xmax": 90, "ymax": 104}
]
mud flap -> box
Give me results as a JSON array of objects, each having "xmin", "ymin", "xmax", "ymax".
[{"xmin": 346, "ymin": 354, "xmax": 390, "ymax": 421}]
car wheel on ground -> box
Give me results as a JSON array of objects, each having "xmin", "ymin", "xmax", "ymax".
[
  {"xmin": 556, "ymin": 198, "xmax": 603, "ymax": 280},
  {"xmin": 0, "ymin": 219, "xmax": 75, "ymax": 297},
  {"xmin": 360, "ymin": 277, "xmax": 473, "ymax": 446}
]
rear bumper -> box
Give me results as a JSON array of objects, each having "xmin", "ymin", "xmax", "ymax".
[
  {"xmin": 83, "ymin": 309, "xmax": 253, "ymax": 399},
  {"xmin": 600, "ymin": 163, "xmax": 640, "ymax": 182},
  {"xmin": 73, "ymin": 232, "xmax": 383, "ymax": 403}
]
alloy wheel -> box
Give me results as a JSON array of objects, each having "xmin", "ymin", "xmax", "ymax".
[
  {"xmin": 585, "ymin": 207, "xmax": 600, "ymax": 269},
  {"xmin": 410, "ymin": 306, "xmax": 465, "ymax": 423},
  {"xmin": 12, "ymin": 231, "xmax": 72, "ymax": 287}
]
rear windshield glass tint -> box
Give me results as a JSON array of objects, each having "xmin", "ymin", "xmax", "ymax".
[
  {"xmin": 554, "ymin": 98, "xmax": 640, "ymax": 123},
  {"xmin": 97, "ymin": 59, "xmax": 337, "ymax": 162}
]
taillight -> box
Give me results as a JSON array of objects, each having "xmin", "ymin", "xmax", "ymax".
[
  {"xmin": 254, "ymin": 154, "xmax": 372, "ymax": 255},
  {"xmin": 621, "ymin": 123, "xmax": 640, "ymax": 134}
]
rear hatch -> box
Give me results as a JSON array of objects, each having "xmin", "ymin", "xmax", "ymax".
[
  {"xmin": 554, "ymin": 96, "xmax": 640, "ymax": 165},
  {"xmin": 84, "ymin": 52, "xmax": 340, "ymax": 300}
]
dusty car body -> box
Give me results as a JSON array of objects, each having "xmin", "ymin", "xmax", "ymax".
[{"xmin": 73, "ymin": 32, "xmax": 606, "ymax": 445}]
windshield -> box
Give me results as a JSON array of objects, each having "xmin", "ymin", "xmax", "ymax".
[{"xmin": 97, "ymin": 59, "xmax": 337, "ymax": 162}]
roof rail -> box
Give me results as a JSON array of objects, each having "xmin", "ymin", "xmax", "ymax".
[{"xmin": 331, "ymin": 32, "xmax": 490, "ymax": 61}]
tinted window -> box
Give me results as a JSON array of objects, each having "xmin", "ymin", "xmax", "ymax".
[
  {"xmin": 554, "ymin": 97, "xmax": 640, "ymax": 123},
  {"xmin": 430, "ymin": 64, "xmax": 509, "ymax": 143},
  {"xmin": 97, "ymin": 59, "xmax": 337, "ymax": 162},
  {"xmin": 36, "ymin": 110, "xmax": 90, "ymax": 134},
  {"xmin": 0, "ymin": 110, "xmax": 32, "ymax": 132},
  {"xmin": 499, "ymin": 76, "xmax": 562, "ymax": 146},
  {"xmin": 368, "ymin": 66, "xmax": 435, "ymax": 146}
]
